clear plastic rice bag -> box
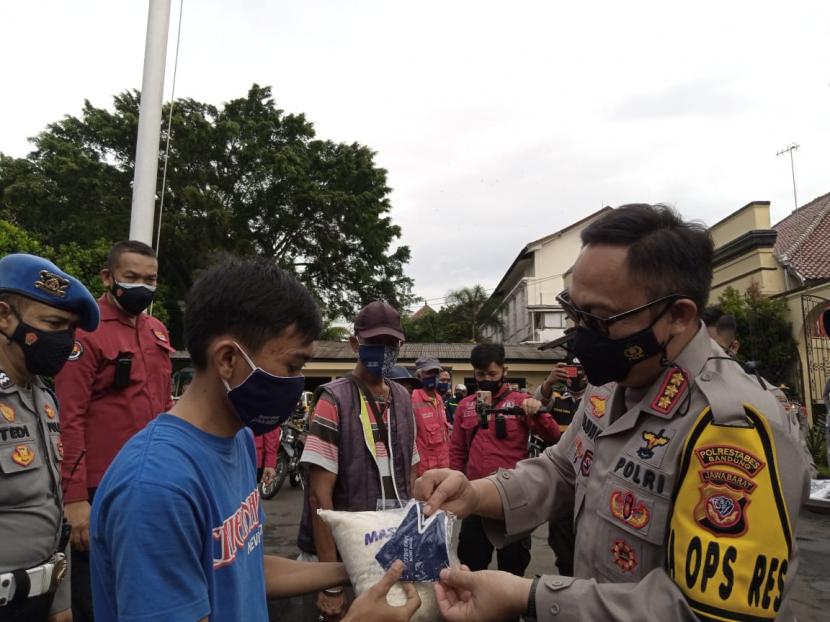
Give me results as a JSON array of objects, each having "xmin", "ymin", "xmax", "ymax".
[
  {"xmin": 317, "ymin": 500, "xmax": 457, "ymax": 622},
  {"xmin": 375, "ymin": 501, "xmax": 451, "ymax": 582}
]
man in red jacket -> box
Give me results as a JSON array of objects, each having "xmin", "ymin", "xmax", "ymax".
[
  {"xmin": 412, "ymin": 356, "xmax": 451, "ymax": 476},
  {"xmin": 450, "ymin": 343, "xmax": 560, "ymax": 579},
  {"xmin": 54, "ymin": 240, "xmax": 174, "ymax": 622}
]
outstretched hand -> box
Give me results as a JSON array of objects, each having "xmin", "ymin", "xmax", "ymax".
[
  {"xmin": 434, "ymin": 567, "xmax": 530, "ymax": 622},
  {"xmin": 343, "ymin": 560, "xmax": 421, "ymax": 622}
]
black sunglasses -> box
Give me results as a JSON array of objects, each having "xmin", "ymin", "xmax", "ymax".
[{"xmin": 556, "ymin": 290, "xmax": 689, "ymax": 337}]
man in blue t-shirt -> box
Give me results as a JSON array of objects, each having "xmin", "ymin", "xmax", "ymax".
[{"xmin": 90, "ymin": 258, "xmax": 421, "ymax": 622}]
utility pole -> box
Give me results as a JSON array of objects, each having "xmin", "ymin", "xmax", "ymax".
[
  {"xmin": 776, "ymin": 143, "xmax": 800, "ymax": 211},
  {"xmin": 130, "ymin": 0, "xmax": 171, "ymax": 245}
]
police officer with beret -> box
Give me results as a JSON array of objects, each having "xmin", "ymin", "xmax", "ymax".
[
  {"xmin": 417, "ymin": 204, "xmax": 809, "ymax": 622},
  {"xmin": 0, "ymin": 254, "xmax": 99, "ymax": 622}
]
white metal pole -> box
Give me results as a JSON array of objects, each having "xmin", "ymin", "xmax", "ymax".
[{"xmin": 129, "ymin": 0, "xmax": 171, "ymax": 245}]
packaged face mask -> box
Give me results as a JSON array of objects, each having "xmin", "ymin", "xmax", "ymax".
[
  {"xmin": 375, "ymin": 501, "xmax": 451, "ymax": 582},
  {"xmin": 317, "ymin": 500, "xmax": 457, "ymax": 622}
]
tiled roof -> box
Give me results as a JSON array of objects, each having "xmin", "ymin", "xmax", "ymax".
[
  {"xmin": 172, "ymin": 341, "xmax": 566, "ymax": 362},
  {"xmin": 773, "ymin": 192, "xmax": 830, "ymax": 280}
]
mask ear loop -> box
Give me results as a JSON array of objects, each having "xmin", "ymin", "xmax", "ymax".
[{"xmin": 223, "ymin": 341, "xmax": 257, "ymax": 392}]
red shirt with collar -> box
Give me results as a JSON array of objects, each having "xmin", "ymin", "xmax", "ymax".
[
  {"xmin": 411, "ymin": 387, "xmax": 451, "ymax": 476},
  {"xmin": 55, "ymin": 294, "xmax": 174, "ymax": 502},
  {"xmin": 450, "ymin": 386, "xmax": 560, "ymax": 481}
]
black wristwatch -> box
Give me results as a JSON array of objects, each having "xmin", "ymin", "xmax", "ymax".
[{"xmin": 526, "ymin": 575, "xmax": 541, "ymax": 620}]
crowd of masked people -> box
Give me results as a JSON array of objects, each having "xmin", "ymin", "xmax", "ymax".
[{"xmin": 1, "ymin": 202, "xmax": 816, "ymax": 622}]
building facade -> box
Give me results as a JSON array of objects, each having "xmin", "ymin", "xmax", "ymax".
[{"xmin": 481, "ymin": 207, "xmax": 612, "ymax": 344}]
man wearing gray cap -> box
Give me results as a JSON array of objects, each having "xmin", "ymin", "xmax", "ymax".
[
  {"xmin": 0, "ymin": 253, "xmax": 99, "ymax": 622},
  {"xmin": 412, "ymin": 357, "xmax": 451, "ymax": 477}
]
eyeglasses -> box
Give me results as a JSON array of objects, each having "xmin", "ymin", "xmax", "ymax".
[{"xmin": 556, "ymin": 290, "xmax": 688, "ymax": 337}]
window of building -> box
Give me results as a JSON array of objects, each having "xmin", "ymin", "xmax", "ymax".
[{"xmin": 536, "ymin": 311, "xmax": 564, "ymax": 329}]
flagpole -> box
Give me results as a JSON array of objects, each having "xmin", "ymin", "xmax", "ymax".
[{"xmin": 129, "ymin": 0, "xmax": 171, "ymax": 245}]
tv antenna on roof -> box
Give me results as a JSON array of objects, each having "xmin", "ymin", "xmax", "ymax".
[{"xmin": 776, "ymin": 143, "xmax": 800, "ymax": 212}]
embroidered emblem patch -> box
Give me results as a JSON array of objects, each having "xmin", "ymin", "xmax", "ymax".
[
  {"xmin": 11, "ymin": 444, "xmax": 35, "ymax": 467},
  {"xmin": 623, "ymin": 345, "xmax": 645, "ymax": 361},
  {"xmin": 699, "ymin": 469, "xmax": 757, "ymax": 493},
  {"xmin": 44, "ymin": 404, "xmax": 56, "ymax": 419},
  {"xmin": 589, "ymin": 395, "xmax": 606, "ymax": 419},
  {"xmin": 637, "ymin": 428, "xmax": 670, "ymax": 460},
  {"xmin": 651, "ymin": 370, "xmax": 687, "ymax": 414},
  {"xmin": 0, "ymin": 403, "xmax": 15, "ymax": 423},
  {"xmin": 694, "ymin": 481, "xmax": 749, "ymax": 537},
  {"xmin": 611, "ymin": 539, "xmax": 637, "ymax": 572},
  {"xmin": 152, "ymin": 329, "xmax": 168, "ymax": 342},
  {"xmin": 56, "ymin": 440, "xmax": 64, "ymax": 460},
  {"xmin": 24, "ymin": 332, "xmax": 38, "ymax": 346},
  {"xmin": 35, "ymin": 270, "xmax": 70, "ymax": 298},
  {"xmin": 68, "ymin": 341, "xmax": 83, "ymax": 361},
  {"xmin": 610, "ymin": 490, "xmax": 651, "ymax": 529},
  {"xmin": 694, "ymin": 445, "xmax": 765, "ymax": 478},
  {"xmin": 580, "ymin": 450, "xmax": 594, "ymax": 477},
  {"xmin": 0, "ymin": 371, "xmax": 12, "ymax": 390}
]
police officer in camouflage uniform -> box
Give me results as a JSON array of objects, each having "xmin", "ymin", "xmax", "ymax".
[
  {"xmin": 0, "ymin": 254, "xmax": 99, "ymax": 622},
  {"xmin": 417, "ymin": 204, "xmax": 809, "ymax": 622}
]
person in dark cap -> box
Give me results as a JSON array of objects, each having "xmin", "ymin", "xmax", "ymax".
[
  {"xmin": 299, "ymin": 301, "xmax": 419, "ymax": 620},
  {"xmin": 0, "ymin": 253, "xmax": 99, "ymax": 622},
  {"xmin": 387, "ymin": 366, "xmax": 422, "ymax": 395},
  {"xmin": 412, "ymin": 357, "xmax": 451, "ymax": 476}
]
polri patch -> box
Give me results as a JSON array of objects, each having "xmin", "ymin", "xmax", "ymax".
[
  {"xmin": 44, "ymin": 404, "xmax": 56, "ymax": 419},
  {"xmin": 152, "ymin": 329, "xmax": 168, "ymax": 342},
  {"xmin": 694, "ymin": 481, "xmax": 749, "ymax": 537},
  {"xmin": 0, "ymin": 371, "xmax": 12, "ymax": 390},
  {"xmin": 11, "ymin": 444, "xmax": 35, "ymax": 467}
]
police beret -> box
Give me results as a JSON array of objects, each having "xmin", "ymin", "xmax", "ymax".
[{"xmin": 0, "ymin": 254, "xmax": 100, "ymax": 332}]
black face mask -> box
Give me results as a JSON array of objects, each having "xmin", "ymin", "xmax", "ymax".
[
  {"xmin": 571, "ymin": 324, "xmax": 665, "ymax": 387},
  {"xmin": 477, "ymin": 377, "xmax": 504, "ymax": 394},
  {"xmin": 4, "ymin": 319, "xmax": 75, "ymax": 377},
  {"xmin": 111, "ymin": 281, "xmax": 156, "ymax": 316}
]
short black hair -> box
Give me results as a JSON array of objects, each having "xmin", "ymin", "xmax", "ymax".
[
  {"xmin": 716, "ymin": 314, "xmax": 737, "ymax": 334},
  {"xmin": 0, "ymin": 293, "xmax": 30, "ymax": 313},
  {"xmin": 701, "ymin": 306, "xmax": 724, "ymax": 327},
  {"xmin": 184, "ymin": 257, "xmax": 322, "ymax": 369},
  {"xmin": 108, "ymin": 240, "xmax": 157, "ymax": 270},
  {"xmin": 471, "ymin": 343, "xmax": 505, "ymax": 369},
  {"xmin": 580, "ymin": 204, "xmax": 714, "ymax": 315}
]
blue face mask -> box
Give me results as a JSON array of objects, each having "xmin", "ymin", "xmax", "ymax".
[
  {"xmin": 422, "ymin": 375, "xmax": 438, "ymax": 391},
  {"xmin": 375, "ymin": 501, "xmax": 451, "ymax": 582},
  {"xmin": 224, "ymin": 343, "xmax": 305, "ymax": 435},
  {"xmin": 358, "ymin": 343, "xmax": 399, "ymax": 378}
]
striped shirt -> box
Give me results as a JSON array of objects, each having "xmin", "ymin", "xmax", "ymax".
[{"xmin": 301, "ymin": 394, "xmax": 419, "ymax": 500}]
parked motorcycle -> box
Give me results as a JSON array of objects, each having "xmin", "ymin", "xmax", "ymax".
[{"xmin": 259, "ymin": 412, "xmax": 307, "ymax": 499}]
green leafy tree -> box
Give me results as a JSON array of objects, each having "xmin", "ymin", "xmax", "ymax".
[
  {"xmin": 0, "ymin": 85, "xmax": 413, "ymax": 343},
  {"xmin": 718, "ymin": 283, "xmax": 799, "ymax": 390},
  {"xmin": 0, "ymin": 219, "xmax": 169, "ymax": 324},
  {"xmin": 403, "ymin": 285, "xmax": 503, "ymax": 343}
]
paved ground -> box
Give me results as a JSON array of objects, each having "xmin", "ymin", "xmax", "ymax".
[{"xmin": 264, "ymin": 486, "xmax": 830, "ymax": 621}]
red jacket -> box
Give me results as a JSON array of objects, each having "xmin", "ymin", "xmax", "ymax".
[
  {"xmin": 412, "ymin": 388, "xmax": 451, "ymax": 476},
  {"xmin": 55, "ymin": 295, "xmax": 174, "ymax": 502},
  {"xmin": 254, "ymin": 427, "xmax": 281, "ymax": 469},
  {"xmin": 450, "ymin": 386, "xmax": 560, "ymax": 481}
]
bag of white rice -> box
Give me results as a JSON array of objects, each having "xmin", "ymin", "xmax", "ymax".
[{"xmin": 317, "ymin": 500, "xmax": 456, "ymax": 622}]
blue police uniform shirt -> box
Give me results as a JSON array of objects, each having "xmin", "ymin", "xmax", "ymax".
[{"xmin": 90, "ymin": 414, "xmax": 268, "ymax": 622}]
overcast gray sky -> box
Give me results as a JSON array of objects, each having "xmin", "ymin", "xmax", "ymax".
[{"xmin": 2, "ymin": 1, "xmax": 829, "ymax": 308}]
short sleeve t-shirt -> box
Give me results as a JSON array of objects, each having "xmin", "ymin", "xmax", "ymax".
[
  {"xmin": 301, "ymin": 394, "xmax": 420, "ymax": 498},
  {"xmin": 90, "ymin": 414, "xmax": 267, "ymax": 622}
]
